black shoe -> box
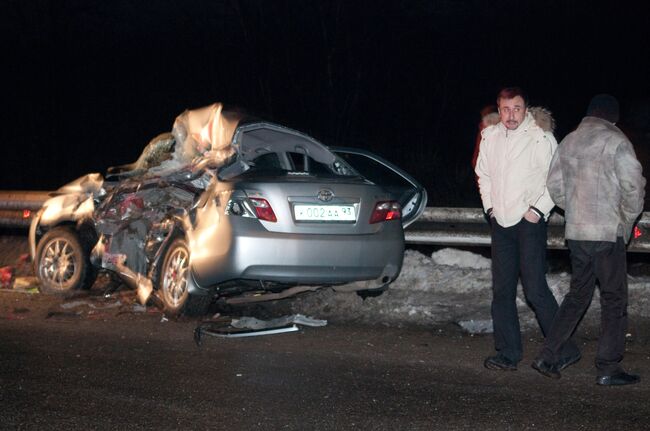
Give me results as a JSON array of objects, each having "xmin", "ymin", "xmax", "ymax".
[
  {"xmin": 484, "ymin": 355, "xmax": 517, "ymax": 371},
  {"xmin": 531, "ymin": 358, "xmax": 561, "ymax": 379},
  {"xmin": 596, "ymin": 372, "xmax": 640, "ymax": 386},
  {"xmin": 557, "ymin": 352, "xmax": 581, "ymax": 371}
]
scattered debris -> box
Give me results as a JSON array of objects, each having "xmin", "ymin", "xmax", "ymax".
[
  {"xmin": 60, "ymin": 300, "xmax": 123, "ymax": 310},
  {"xmin": 194, "ymin": 323, "xmax": 299, "ymax": 345},
  {"xmin": 194, "ymin": 314, "xmax": 326, "ymax": 346},
  {"xmin": 46, "ymin": 311, "xmax": 82, "ymax": 319},
  {"xmin": 14, "ymin": 254, "xmax": 32, "ymax": 276},
  {"xmin": 13, "ymin": 276, "xmax": 39, "ymax": 290},
  {"xmin": 232, "ymin": 314, "xmax": 327, "ymax": 329},
  {"xmin": 115, "ymin": 303, "xmax": 149, "ymax": 316},
  {"xmin": 131, "ymin": 303, "xmax": 147, "ymax": 313},
  {"xmin": 0, "ymin": 248, "xmax": 38, "ymax": 292},
  {"xmin": 0, "ymin": 266, "xmax": 15, "ymax": 289}
]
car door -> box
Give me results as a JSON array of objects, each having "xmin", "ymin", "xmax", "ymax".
[{"xmin": 330, "ymin": 147, "xmax": 428, "ymax": 228}]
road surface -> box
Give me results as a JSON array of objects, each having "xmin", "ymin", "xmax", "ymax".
[{"xmin": 1, "ymin": 288, "xmax": 649, "ymax": 430}]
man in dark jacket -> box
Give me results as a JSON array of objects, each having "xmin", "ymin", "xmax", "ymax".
[{"xmin": 532, "ymin": 94, "xmax": 646, "ymax": 386}]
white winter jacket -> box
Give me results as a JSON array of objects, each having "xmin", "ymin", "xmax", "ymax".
[{"xmin": 475, "ymin": 111, "xmax": 557, "ymax": 228}]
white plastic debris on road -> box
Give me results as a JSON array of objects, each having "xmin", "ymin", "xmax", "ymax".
[
  {"xmin": 193, "ymin": 313, "xmax": 326, "ymax": 344},
  {"xmin": 231, "ymin": 314, "xmax": 327, "ymax": 330}
]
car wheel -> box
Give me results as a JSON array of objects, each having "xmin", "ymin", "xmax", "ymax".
[
  {"xmin": 35, "ymin": 226, "xmax": 96, "ymax": 295},
  {"xmin": 157, "ymin": 237, "xmax": 210, "ymax": 317}
]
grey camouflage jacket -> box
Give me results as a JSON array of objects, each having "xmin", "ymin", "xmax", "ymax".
[{"xmin": 547, "ymin": 116, "xmax": 646, "ymax": 243}]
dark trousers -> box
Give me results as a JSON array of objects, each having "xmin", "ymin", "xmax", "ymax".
[
  {"xmin": 540, "ymin": 238, "xmax": 628, "ymax": 376},
  {"xmin": 491, "ymin": 219, "xmax": 579, "ymax": 363}
]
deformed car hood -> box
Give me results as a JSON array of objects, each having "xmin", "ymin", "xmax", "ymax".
[
  {"xmin": 171, "ymin": 103, "xmax": 242, "ymax": 165},
  {"xmin": 55, "ymin": 173, "xmax": 105, "ymax": 196},
  {"xmin": 106, "ymin": 103, "xmax": 336, "ymax": 181}
]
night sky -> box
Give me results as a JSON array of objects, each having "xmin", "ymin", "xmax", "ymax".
[{"xmin": 3, "ymin": 1, "xmax": 650, "ymax": 207}]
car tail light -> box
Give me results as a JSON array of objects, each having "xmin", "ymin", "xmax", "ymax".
[
  {"xmin": 226, "ymin": 197, "xmax": 278, "ymax": 223},
  {"xmin": 634, "ymin": 226, "xmax": 643, "ymax": 239},
  {"xmin": 22, "ymin": 209, "xmax": 31, "ymax": 219},
  {"xmin": 369, "ymin": 201, "xmax": 401, "ymax": 224},
  {"xmin": 249, "ymin": 198, "xmax": 277, "ymax": 222}
]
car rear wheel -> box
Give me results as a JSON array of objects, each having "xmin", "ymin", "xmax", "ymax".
[
  {"xmin": 157, "ymin": 237, "xmax": 210, "ymax": 317},
  {"xmin": 35, "ymin": 226, "xmax": 96, "ymax": 295}
]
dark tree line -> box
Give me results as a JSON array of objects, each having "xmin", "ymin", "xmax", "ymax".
[{"xmin": 2, "ymin": 1, "xmax": 650, "ymax": 207}]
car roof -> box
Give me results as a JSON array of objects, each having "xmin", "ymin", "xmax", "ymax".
[{"xmin": 233, "ymin": 122, "xmax": 335, "ymax": 165}]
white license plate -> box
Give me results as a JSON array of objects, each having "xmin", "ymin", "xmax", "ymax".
[{"xmin": 294, "ymin": 204, "xmax": 356, "ymax": 221}]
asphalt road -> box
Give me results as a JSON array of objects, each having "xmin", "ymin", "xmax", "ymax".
[{"xmin": 1, "ymin": 289, "xmax": 649, "ymax": 431}]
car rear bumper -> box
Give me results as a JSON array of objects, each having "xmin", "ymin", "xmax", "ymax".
[{"xmin": 189, "ymin": 218, "xmax": 405, "ymax": 288}]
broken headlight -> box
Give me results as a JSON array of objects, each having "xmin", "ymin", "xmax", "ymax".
[{"xmin": 224, "ymin": 198, "xmax": 256, "ymax": 218}]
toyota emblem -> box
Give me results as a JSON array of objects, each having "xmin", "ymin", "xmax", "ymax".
[{"xmin": 317, "ymin": 189, "xmax": 334, "ymax": 202}]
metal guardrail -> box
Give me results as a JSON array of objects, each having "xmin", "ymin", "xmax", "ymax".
[
  {"xmin": 405, "ymin": 207, "xmax": 650, "ymax": 253},
  {"xmin": 0, "ymin": 191, "xmax": 52, "ymax": 228},
  {"xmin": 1, "ymin": 191, "xmax": 649, "ymax": 252}
]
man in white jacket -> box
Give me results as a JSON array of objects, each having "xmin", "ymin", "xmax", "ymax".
[{"xmin": 475, "ymin": 87, "xmax": 579, "ymax": 371}]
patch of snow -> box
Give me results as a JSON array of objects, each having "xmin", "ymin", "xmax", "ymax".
[
  {"xmin": 458, "ymin": 319, "xmax": 493, "ymax": 334},
  {"xmin": 431, "ymin": 248, "xmax": 491, "ymax": 269},
  {"xmin": 275, "ymin": 248, "xmax": 650, "ymax": 329}
]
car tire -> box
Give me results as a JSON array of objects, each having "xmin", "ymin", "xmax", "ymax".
[
  {"xmin": 35, "ymin": 226, "xmax": 96, "ymax": 295},
  {"xmin": 156, "ymin": 237, "xmax": 210, "ymax": 317}
]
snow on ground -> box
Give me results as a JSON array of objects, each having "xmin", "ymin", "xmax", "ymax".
[{"xmin": 271, "ymin": 248, "xmax": 650, "ymax": 333}]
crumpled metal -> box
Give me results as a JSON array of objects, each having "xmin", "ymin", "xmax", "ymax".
[{"xmin": 231, "ymin": 314, "xmax": 328, "ymax": 329}]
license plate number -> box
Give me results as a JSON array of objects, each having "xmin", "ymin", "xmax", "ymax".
[{"xmin": 294, "ymin": 204, "xmax": 356, "ymax": 221}]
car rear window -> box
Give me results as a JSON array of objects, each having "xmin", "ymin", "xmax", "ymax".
[{"xmin": 246, "ymin": 151, "xmax": 359, "ymax": 178}]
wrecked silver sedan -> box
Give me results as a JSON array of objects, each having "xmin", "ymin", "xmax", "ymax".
[{"xmin": 29, "ymin": 103, "xmax": 427, "ymax": 316}]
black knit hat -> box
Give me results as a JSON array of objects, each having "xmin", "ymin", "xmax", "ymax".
[{"xmin": 586, "ymin": 94, "xmax": 619, "ymax": 123}]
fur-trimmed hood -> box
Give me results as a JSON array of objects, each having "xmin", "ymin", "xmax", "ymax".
[
  {"xmin": 481, "ymin": 106, "xmax": 556, "ymax": 134},
  {"xmin": 481, "ymin": 106, "xmax": 556, "ymax": 139},
  {"xmin": 528, "ymin": 106, "xmax": 555, "ymax": 133}
]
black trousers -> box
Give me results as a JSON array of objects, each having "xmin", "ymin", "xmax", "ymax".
[
  {"xmin": 540, "ymin": 238, "xmax": 628, "ymax": 376},
  {"xmin": 491, "ymin": 219, "xmax": 579, "ymax": 363}
]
